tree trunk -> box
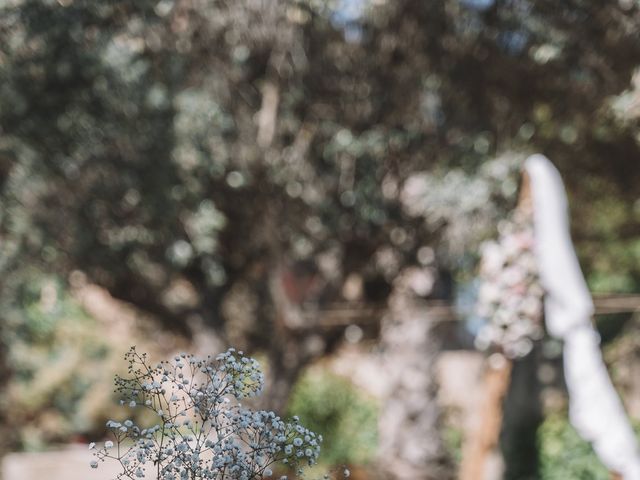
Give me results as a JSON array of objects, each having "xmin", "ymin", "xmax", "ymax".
[
  {"xmin": 262, "ymin": 265, "xmax": 321, "ymax": 414},
  {"xmin": 459, "ymin": 355, "xmax": 512, "ymax": 480}
]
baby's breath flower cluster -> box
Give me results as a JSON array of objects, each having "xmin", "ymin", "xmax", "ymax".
[{"xmin": 89, "ymin": 347, "xmax": 321, "ymax": 479}]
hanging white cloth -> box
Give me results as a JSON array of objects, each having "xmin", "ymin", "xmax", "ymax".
[{"xmin": 525, "ymin": 154, "xmax": 640, "ymax": 479}]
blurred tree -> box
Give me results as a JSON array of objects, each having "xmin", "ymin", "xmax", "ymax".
[{"xmin": 2, "ymin": 0, "xmax": 640, "ymax": 475}]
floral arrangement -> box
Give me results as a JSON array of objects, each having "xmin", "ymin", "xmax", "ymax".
[
  {"xmin": 89, "ymin": 347, "xmax": 329, "ymax": 480},
  {"xmin": 475, "ymin": 209, "xmax": 544, "ymax": 359}
]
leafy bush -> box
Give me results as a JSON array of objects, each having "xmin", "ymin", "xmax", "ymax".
[
  {"xmin": 287, "ymin": 369, "xmax": 378, "ymax": 467},
  {"xmin": 5, "ymin": 276, "xmax": 117, "ymax": 449},
  {"xmin": 538, "ymin": 414, "xmax": 633, "ymax": 480}
]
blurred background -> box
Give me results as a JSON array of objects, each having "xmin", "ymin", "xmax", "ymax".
[{"xmin": 1, "ymin": 0, "xmax": 640, "ymax": 478}]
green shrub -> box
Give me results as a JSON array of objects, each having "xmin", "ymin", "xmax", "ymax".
[
  {"xmin": 539, "ymin": 414, "xmax": 620, "ymax": 480},
  {"xmin": 6, "ymin": 276, "xmax": 118, "ymax": 449},
  {"xmin": 287, "ymin": 369, "xmax": 378, "ymax": 466}
]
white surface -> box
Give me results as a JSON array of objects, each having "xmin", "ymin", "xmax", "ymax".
[
  {"xmin": 2, "ymin": 446, "xmax": 150, "ymax": 480},
  {"xmin": 526, "ymin": 154, "xmax": 640, "ymax": 479}
]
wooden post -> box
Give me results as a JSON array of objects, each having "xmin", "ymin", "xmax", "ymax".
[{"xmin": 459, "ymin": 354, "xmax": 512, "ymax": 480}]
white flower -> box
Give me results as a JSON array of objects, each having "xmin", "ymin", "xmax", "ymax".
[
  {"xmin": 90, "ymin": 460, "xmax": 98, "ymax": 469},
  {"xmin": 89, "ymin": 348, "xmax": 321, "ymax": 479},
  {"xmin": 475, "ymin": 209, "xmax": 544, "ymax": 358},
  {"xmin": 478, "ymin": 282, "xmax": 501, "ymax": 305},
  {"xmin": 480, "ymin": 241, "xmax": 504, "ymax": 275},
  {"xmin": 88, "ymin": 442, "xmax": 96, "ymax": 450}
]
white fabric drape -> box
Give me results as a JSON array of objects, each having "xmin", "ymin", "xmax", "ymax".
[{"xmin": 525, "ymin": 154, "xmax": 640, "ymax": 479}]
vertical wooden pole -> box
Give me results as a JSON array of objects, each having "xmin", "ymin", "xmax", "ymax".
[{"xmin": 459, "ymin": 354, "xmax": 512, "ymax": 480}]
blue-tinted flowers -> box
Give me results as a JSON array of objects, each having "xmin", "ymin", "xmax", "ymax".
[{"xmin": 89, "ymin": 347, "xmax": 321, "ymax": 479}]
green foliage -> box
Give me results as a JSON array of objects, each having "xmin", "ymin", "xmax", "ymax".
[
  {"xmin": 576, "ymin": 190, "xmax": 640, "ymax": 293},
  {"xmin": 287, "ymin": 369, "xmax": 378, "ymax": 466},
  {"xmin": 5, "ymin": 276, "xmax": 119, "ymax": 450},
  {"xmin": 442, "ymin": 426, "xmax": 463, "ymax": 466},
  {"xmin": 2, "ymin": 0, "xmax": 640, "ymax": 347},
  {"xmin": 538, "ymin": 414, "xmax": 640, "ymax": 480}
]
